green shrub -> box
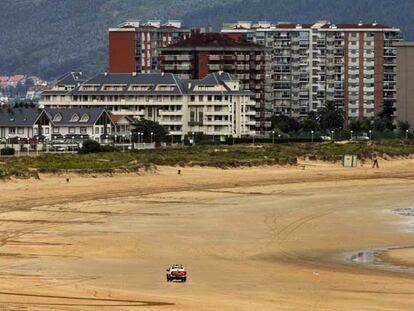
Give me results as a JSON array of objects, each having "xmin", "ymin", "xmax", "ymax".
[
  {"xmin": 1, "ymin": 147, "xmax": 15, "ymax": 156},
  {"xmin": 79, "ymin": 140, "xmax": 104, "ymax": 154}
]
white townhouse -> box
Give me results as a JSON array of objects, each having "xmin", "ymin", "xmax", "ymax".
[
  {"xmin": 0, "ymin": 107, "xmax": 113, "ymax": 143},
  {"xmin": 40, "ymin": 71, "xmax": 256, "ymax": 141},
  {"xmin": 45, "ymin": 108, "xmax": 113, "ymax": 142},
  {"xmin": 0, "ymin": 107, "xmax": 51, "ymax": 139}
]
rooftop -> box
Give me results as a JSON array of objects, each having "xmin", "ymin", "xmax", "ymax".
[
  {"xmin": 42, "ymin": 72, "xmax": 252, "ymax": 97},
  {"xmin": 165, "ymin": 33, "xmax": 264, "ymax": 49},
  {"xmin": 222, "ymin": 20, "xmax": 399, "ymax": 31}
]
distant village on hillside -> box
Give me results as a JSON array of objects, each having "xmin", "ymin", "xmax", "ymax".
[{"xmin": 0, "ymin": 74, "xmax": 49, "ymax": 104}]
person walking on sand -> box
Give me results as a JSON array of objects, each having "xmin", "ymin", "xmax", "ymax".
[{"xmin": 372, "ymin": 154, "xmax": 379, "ymax": 168}]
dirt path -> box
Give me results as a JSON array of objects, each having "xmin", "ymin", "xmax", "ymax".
[{"xmin": 0, "ymin": 160, "xmax": 414, "ymax": 310}]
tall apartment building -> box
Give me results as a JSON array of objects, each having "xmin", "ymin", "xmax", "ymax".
[
  {"xmin": 109, "ymin": 20, "xmax": 191, "ymax": 74},
  {"xmin": 396, "ymin": 42, "xmax": 414, "ymax": 126},
  {"xmin": 159, "ymin": 33, "xmax": 272, "ymax": 134},
  {"xmin": 40, "ymin": 72, "xmax": 256, "ymax": 140},
  {"xmin": 222, "ymin": 21, "xmax": 402, "ymax": 123}
]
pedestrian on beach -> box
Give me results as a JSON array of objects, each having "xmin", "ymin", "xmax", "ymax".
[{"xmin": 372, "ymin": 154, "xmax": 379, "ymax": 168}]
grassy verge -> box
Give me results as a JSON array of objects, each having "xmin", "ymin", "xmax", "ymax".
[{"xmin": 1, "ymin": 140, "xmax": 414, "ymax": 179}]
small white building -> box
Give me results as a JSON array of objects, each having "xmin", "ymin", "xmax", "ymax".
[
  {"xmin": 0, "ymin": 107, "xmax": 113, "ymax": 143},
  {"xmin": 45, "ymin": 108, "xmax": 113, "ymax": 142},
  {"xmin": 0, "ymin": 107, "xmax": 51, "ymax": 140}
]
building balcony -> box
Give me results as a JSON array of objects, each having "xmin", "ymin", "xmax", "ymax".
[
  {"xmin": 209, "ymin": 55, "xmax": 222, "ymax": 61},
  {"xmin": 160, "ymin": 121, "xmax": 183, "ymax": 126},
  {"xmin": 112, "ymin": 109, "xmax": 145, "ymax": 116},
  {"xmin": 204, "ymin": 121, "xmax": 230, "ymax": 126},
  {"xmin": 205, "ymin": 110, "xmax": 230, "ymax": 115},
  {"xmin": 209, "ymin": 64, "xmax": 222, "ymax": 71},
  {"xmin": 159, "ymin": 110, "xmax": 183, "ymax": 116}
]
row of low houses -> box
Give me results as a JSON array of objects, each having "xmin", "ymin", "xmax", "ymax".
[
  {"xmin": 0, "ymin": 107, "xmax": 133, "ymax": 143},
  {"xmin": 39, "ymin": 71, "xmax": 256, "ymax": 140}
]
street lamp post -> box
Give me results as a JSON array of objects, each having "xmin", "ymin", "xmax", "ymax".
[
  {"xmin": 71, "ymin": 136, "xmax": 75, "ymax": 153},
  {"xmin": 369, "ymin": 130, "xmax": 372, "ymax": 141},
  {"xmin": 140, "ymin": 133, "xmax": 144, "ymax": 149},
  {"xmin": 17, "ymin": 137, "xmax": 20, "ymax": 156},
  {"xmin": 406, "ymin": 130, "xmax": 409, "ymax": 140},
  {"xmin": 192, "ymin": 132, "xmax": 195, "ymax": 146},
  {"xmin": 331, "ymin": 130, "xmax": 334, "ymax": 141},
  {"xmin": 311, "ymin": 130, "xmax": 314, "ymax": 143},
  {"xmin": 350, "ymin": 130, "xmax": 353, "ymax": 141},
  {"xmin": 27, "ymin": 137, "xmax": 30, "ymax": 156},
  {"xmin": 150, "ymin": 132, "xmax": 154, "ymax": 145},
  {"xmin": 272, "ymin": 131, "xmax": 275, "ymax": 144},
  {"xmin": 122, "ymin": 134, "xmax": 126, "ymax": 152},
  {"xmin": 137, "ymin": 132, "xmax": 141, "ymax": 150},
  {"xmin": 36, "ymin": 137, "xmax": 39, "ymax": 155}
]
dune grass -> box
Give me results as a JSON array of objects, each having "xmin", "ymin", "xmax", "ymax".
[{"xmin": 1, "ymin": 140, "xmax": 414, "ymax": 179}]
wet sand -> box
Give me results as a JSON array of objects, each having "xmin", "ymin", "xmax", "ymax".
[
  {"xmin": 1, "ymin": 159, "xmax": 414, "ymax": 310},
  {"xmin": 379, "ymin": 248, "xmax": 414, "ymax": 268}
]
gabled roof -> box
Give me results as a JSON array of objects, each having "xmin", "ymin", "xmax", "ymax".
[
  {"xmin": 85, "ymin": 72, "xmax": 177, "ymax": 86},
  {"xmin": 0, "ymin": 107, "xmax": 45, "ymax": 127},
  {"xmin": 181, "ymin": 72, "xmax": 252, "ymax": 95},
  {"xmin": 45, "ymin": 108, "xmax": 111, "ymax": 126},
  {"xmin": 110, "ymin": 114, "xmax": 134, "ymax": 124},
  {"xmin": 55, "ymin": 72, "xmax": 87, "ymax": 86},
  {"xmin": 43, "ymin": 72, "xmax": 253, "ymax": 97}
]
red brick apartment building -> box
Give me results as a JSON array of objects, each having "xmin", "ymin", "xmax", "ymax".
[
  {"xmin": 109, "ymin": 20, "xmax": 191, "ymax": 74},
  {"xmin": 159, "ymin": 33, "xmax": 272, "ymax": 134}
]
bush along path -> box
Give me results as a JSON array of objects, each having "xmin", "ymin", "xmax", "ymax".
[{"xmin": 1, "ymin": 140, "xmax": 414, "ymax": 179}]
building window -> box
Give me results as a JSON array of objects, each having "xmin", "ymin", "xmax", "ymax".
[
  {"xmin": 53, "ymin": 127, "xmax": 60, "ymax": 134},
  {"xmin": 80, "ymin": 127, "xmax": 87, "ymax": 134},
  {"xmin": 69, "ymin": 127, "xmax": 75, "ymax": 134},
  {"xmin": 53, "ymin": 113, "xmax": 62, "ymax": 122},
  {"xmin": 9, "ymin": 128, "xmax": 16, "ymax": 134},
  {"xmin": 70, "ymin": 114, "xmax": 79, "ymax": 122},
  {"xmin": 17, "ymin": 128, "xmax": 24, "ymax": 134},
  {"xmin": 80, "ymin": 114, "xmax": 90, "ymax": 122},
  {"xmin": 45, "ymin": 128, "xmax": 50, "ymax": 134}
]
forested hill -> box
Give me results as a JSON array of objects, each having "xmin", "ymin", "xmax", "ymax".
[{"xmin": 0, "ymin": 0, "xmax": 412, "ymax": 80}]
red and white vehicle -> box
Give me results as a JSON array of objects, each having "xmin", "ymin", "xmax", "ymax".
[{"xmin": 166, "ymin": 264, "xmax": 187, "ymax": 282}]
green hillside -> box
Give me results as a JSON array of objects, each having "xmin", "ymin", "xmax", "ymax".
[{"xmin": 0, "ymin": 0, "xmax": 411, "ymax": 79}]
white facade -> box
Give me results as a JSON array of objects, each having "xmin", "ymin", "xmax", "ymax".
[
  {"xmin": 222, "ymin": 21, "xmax": 401, "ymax": 121},
  {"xmin": 40, "ymin": 73, "xmax": 256, "ymax": 140}
]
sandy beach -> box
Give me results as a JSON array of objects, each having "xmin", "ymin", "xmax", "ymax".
[{"xmin": 1, "ymin": 158, "xmax": 414, "ymax": 310}]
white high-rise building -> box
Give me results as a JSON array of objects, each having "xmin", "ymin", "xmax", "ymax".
[{"xmin": 222, "ymin": 21, "xmax": 402, "ymax": 122}]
